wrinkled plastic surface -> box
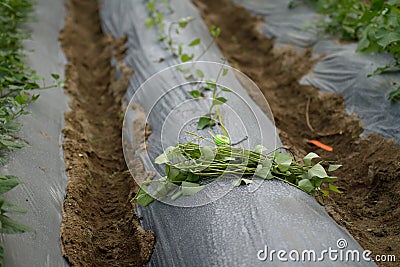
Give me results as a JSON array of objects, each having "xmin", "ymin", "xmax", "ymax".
[
  {"xmin": 99, "ymin": 0, "xmax": 375, "ymax": 266},
  {"xmin": 234, "ymin": 0, "xmax": 400, "ymax": 143},
  {"xmin": 0, "ymin": 0, "xmax": 69, "ymax": 266}
]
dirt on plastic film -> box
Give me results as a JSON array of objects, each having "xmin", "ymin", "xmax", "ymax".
[
  {"xmin": 59, "ymin": 0, "xmax": 154, "ymax": 266},
  {"xmin": 194, "ymin": 0, "xmax": 400, "ymax": 265}
]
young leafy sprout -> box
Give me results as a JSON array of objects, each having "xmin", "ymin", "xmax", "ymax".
[
  {"xmin": 146, "ymin": 0, "xmax": 221, "ymax": 63},
  {"xmin": 134, "ymin": 133, "xmax": 342, "ymax": 206},
  {"xmin": 190, "ymin": 65, "xmax": 230, "ymax": 134},
  {"xmin": 145, "ymin": 0, "xmax": 225, "ymax": 129},
  {"xmin": 165, "ymin": 16, "xmax": 195, "ymax": 61}
]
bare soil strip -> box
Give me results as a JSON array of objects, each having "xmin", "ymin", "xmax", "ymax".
[
  {"xmin": 194, "ymin": 0, "xmax": 400, "ymax": 264},
  {"xmin": 60, "ymin": 0, "xmax": 154, "ymax": 266}
]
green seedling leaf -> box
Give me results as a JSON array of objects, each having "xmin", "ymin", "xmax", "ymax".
[
  {"xmin": 254, "ymin": 145, "xmax": 265, "ymax": 154},
  {"xmin": 376, "ymin": 31, "xmax": 400, "ymax": 47},
  {"xmin": 274, "ymin": 152, "xmax": 292, "ymax": 171},
  {"xmin": 303, "ymin": 152, "xmax": 319, "ymax": 166},
  {"xmin": 200, "ymin": 146, "xmax": 215, "ymax": 161},
  {"xmin": 329, "ymin": 184, "xmax": 343, "ymax": 194},
  {"xmin": 0, "ymin": 176, "xmax": 20, "ymax": 194},
  {"xmin": 197, "ymin": 116, "xmax": 214, "ymax": 130},
  {"xmin": 147, "ymin": 2, "xmax": 154, "ymax": 10},
  {"xmin": 212, "ymin": 97, "xmax": 227, "ymax": 105},
  {"xmin": 178, "ymin": 17, "xmax": 193, "ymax": 28},
  {"xmin": 189, "ymin": 90, "xmax": 200, "ymax": 98},
  {"xmin": 210, "ymin": 25, "xmax": 221, "ymax": 38},
  {"xmin": 261, "ymin": 158, "xmax": 272, "ymax": 168},
  {"xmin": 255, "ymin": 163, "xmax": 271, "ymax": 179},
  {"xmin": 181, "ymin": 181, "xmax": 204, "ymax": 196},
  {"xmin": 389, "ymin": 87, "xmax": 400, "ymax": 102},
  {"xmin": 308, "ymin": 163, "xmax": 328, "ymax": 178},
  {"xmin": 205, "ymin": 79, "xmax": 217, "ymax": 90},
  {"xmin": 0, "ymin": 215, "xmax": 33, "ymax": 234},
  {"xmin": 158, "ymin": 35, "xmax": 167, "ymax": 41},
  {"xmin": 181, "ymin": 53, "xmax": 194, "ymax": 62},
  {"xmin": 145, "ymin": 17, "xmax": 154, "ymax": 28},
  {"xmin": 220, "ymin": 86, "xmax": 232, "ymax": 92},
  {"xmin": 320, "ymin": 189, "xmax": 329, "ymax": 196},
  {"xmin": 181, "ymin": 181, "xmax": 200, "ymax": 187},
  {"xmin": 222, "ymin": 68, "xmax": 229, "ymax": 76},
  {"xmin": 165, "ymin": 146, "xmax": 180, "ymax": 160},
  {"xmin": 176, "ymin": 65, "xmax": 189, "ymax": 73},
  {"xmin": 154, "ymin": 182, "xmax": 176, "ymax": 198},
  {"xmin": 321, "ymin": 177, "xmax": 338, "ymax": 183},
  {"xmin": 186, "ymin": 173, "xmax": 200, "ymax": 182},
  {"xmin": 188, "ymin": 38, "xmax": 201, "ymax": 46},
  {"xmin": 196, "ymin": 69, "xmax": 204, "ymax": 78},
  {"xmin": 266, "ymin": 172, "xmax": 275, "ymax": 180},
  {"xmin": 166, "ymin": 166, "xmax": 187, "ymax": 182},
  {"xmin": 3, "ymin": 122, "xmax": 22, "ymax": 133},
  {"xmin": 178, "ymin": 44, "xmax": 183, "ymax": 56},
  {"xmin": 314, "ymin": 178, "xmax": 323, "ymax": 188},
  {"xmin": 51, "ymin": 73, "xmax": 60, "ymax": 80},
  {"xmin": 14, "ymin": 92, "xmax": 28, "ymax": 105},
  {"xmin": 155, "ymin": 152, "xmax": 169, "ymax": 164},
  {"xmin": 298, "ymin": 179, "xmax": 314, "ymax": 193},
  {"xmin": 328, "ymin": 164, "xmax": 342, "ymax": 172},
  {"xmin": 155, "ymin": 146, "xmax": 182, "ymax": 163},
  {"xmin": 184, "ymin": 73, "xmax": 194, "ymax": 79},
  {"xmin": 134, "ymin": 187, "xmax": 155, "ymax": 206},
  {"xmin": 0, "ymin": 200, "xmax": 28, "ymax": 215},
  {"xmin": 0, "ymin": 137, "xmax": 24, "ymax": 150},
  {"xmin": 369, "ymin": 62, "xmax": 398, "ymax": 77},
  {"xmin": 232, "ymin": 178, "xmax": 241, "ymax": 186}
]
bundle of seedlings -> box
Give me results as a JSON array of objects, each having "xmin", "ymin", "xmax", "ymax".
[{"xmin": 134, "ymin": 132, "xmax": 342, "ymax": 206}]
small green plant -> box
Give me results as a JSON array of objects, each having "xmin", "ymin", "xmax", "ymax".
[
  {"xmin": 145, "ymin": 0, "xmax": 221, "ymax": 63},
  {"xmin": 144, "ymin": 0, "xmax": 226, "ymax": 130},
  {"xmin": 293, "ymin": 0, "xmax": 400, "ymax": 102},
  {"xmin": 134, "ymin": 132, "xmax": 342, "ymax": 206},
  {"xmin": 189, "ymin": 64, "xmax": 230, "ymax": 135}
]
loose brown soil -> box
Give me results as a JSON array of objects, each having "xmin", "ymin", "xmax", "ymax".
[
  {"xmin": 60, "ymin": 0, "xmax": 154, "ymax": 266},
  {"xmin": 194, "ymin": 0, "xmax": 400, "ymax": 265}
]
